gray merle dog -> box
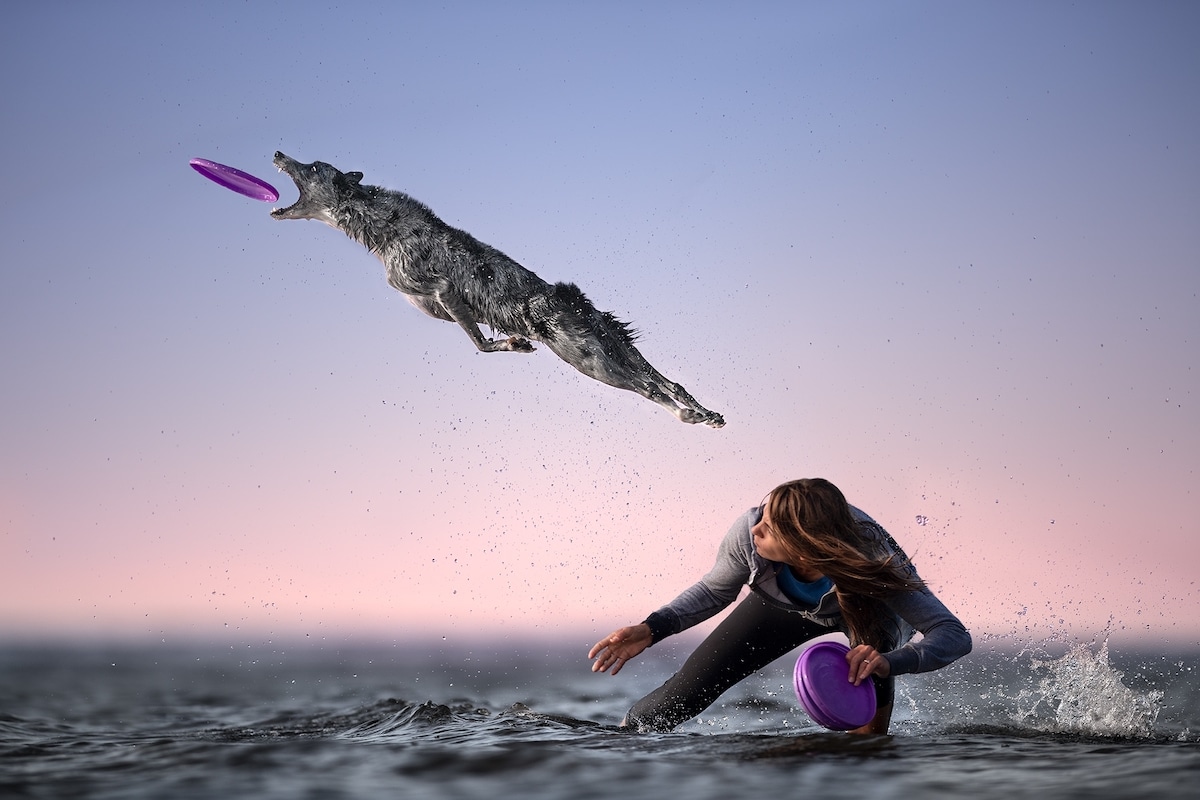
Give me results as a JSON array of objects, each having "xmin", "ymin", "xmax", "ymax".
[{"xmin": 270, "ymin": 152, "xmax": 724, "ymax": 427}]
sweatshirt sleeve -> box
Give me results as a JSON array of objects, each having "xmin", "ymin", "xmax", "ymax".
[
  {"xmin": 643, "ymin": 509, "xmax": 757, "ymax": 643},
  {"xmin": 880, "ymin": 585, "xmax": 972, "ymax": 675}
]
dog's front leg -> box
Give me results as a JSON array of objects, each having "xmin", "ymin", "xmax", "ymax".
[
  {"xmin": 457, "ymin": 318, "xmax": 536, "ymax": 353},
  {"xmin": 436, "ymin": 290, "xmax": 535, "ymax": 353}
]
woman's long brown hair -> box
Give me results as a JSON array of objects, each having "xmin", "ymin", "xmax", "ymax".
[{"xmin": 764, "ymin": 478, "xmax": 925, "ymax": 649}]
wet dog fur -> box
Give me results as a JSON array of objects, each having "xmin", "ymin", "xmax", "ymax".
[{"xmin": 270, "ymin": 152, "xmax": 724, "ymax": 427}]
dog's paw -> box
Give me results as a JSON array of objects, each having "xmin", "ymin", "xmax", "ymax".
[
  {"xmin": 679, "ymin": 408, "xmax": 725, "ymax": 427},
  {"xmin": 506, "ymin": 336, "xmax": 536, "ymax": 353}
]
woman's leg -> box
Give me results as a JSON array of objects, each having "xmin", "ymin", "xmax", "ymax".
[
  {"xmin": 624, "ymin": 592, "xmax": 832, "ymax": 731},
  {"xmin": 850, "ymin": 703, "xmax": 893, "ymax": 735}
]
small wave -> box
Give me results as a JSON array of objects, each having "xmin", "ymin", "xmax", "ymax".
[
  {"xmin": 338, "ymin": 699, "xmax": 478, "ymax": 738},
  {"xmin": 196, "ymin": 699, "xmax": 471, "ymax": 743},
  {"xmin": 208, "ymin": 698, "xmax": 614, "ymax": 749}
]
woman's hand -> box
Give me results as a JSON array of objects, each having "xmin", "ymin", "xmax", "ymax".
[
  {"xmin": 846, "ymin": 644, "xmax": 891, "ymax": 686},
  {"xmin": 589, "ymin": 624, "xmax": 652, "ymax": 675}
]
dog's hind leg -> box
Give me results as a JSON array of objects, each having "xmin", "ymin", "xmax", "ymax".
[
  {"xmin": 629, "ymin": 361, "xmax": 726, "ymax": 428},
  {"xmin": 640, "ymin": 368, "xmax": 726, "ymax": 428},
  {"xmin": 641, "ymin": 381, "xmax": 725, "ymax": 427},
  {"xmin": 540, "ymin": 332, "xmax": 725, "ymax": 427}
]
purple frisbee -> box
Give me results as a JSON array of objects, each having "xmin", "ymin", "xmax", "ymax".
[
  {"xmin": 793, "ymin": 641, "xmax": 877, "ymax": 730},
  {"xmin": 190, "ymin": 157, "xmax": 279, "ymax": 202}
]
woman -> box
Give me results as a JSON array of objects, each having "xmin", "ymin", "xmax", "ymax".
[{"xmin": 589, "ymin": 478, "xmax": 971, "ymax": 734}]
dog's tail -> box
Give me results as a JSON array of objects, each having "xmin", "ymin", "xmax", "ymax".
[{"xmin": 534, "ymin": 281, "xmax": 639, "ymax": 357}]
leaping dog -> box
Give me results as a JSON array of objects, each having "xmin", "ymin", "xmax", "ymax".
[{"xmin": 270, "ymin": 152, "xmax": 724, "ymax": 427}]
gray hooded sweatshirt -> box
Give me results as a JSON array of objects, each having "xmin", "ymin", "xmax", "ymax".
[{"xmin": 644, "ymin": 506, "xmax": 972, "ymax": 676}]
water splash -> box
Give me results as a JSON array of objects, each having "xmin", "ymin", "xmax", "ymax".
[{"xmin": 1002, "ymin": 639, "xmax": 1163, "ymax": 738}]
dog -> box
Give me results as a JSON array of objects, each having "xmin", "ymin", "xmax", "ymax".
[{"xmin": 270, "ymin": 152, "xmax": 724, "ymax": 427}]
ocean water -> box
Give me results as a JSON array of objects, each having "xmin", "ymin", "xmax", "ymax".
[{"xmin": 1, "ymin": 634, "xmax": 1196, "ymax": 800}]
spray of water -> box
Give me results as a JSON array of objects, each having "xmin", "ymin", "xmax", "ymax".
[{"xmin": 1001, "ymin": 638, "xmax": 1163, "ymax": 738}]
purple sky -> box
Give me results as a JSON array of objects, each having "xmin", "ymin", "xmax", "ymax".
[{"xmin": 2, "ymin": 1, "xmax": 1197, "ymax": 649}]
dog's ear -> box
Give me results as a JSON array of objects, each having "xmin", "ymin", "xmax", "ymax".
[{"xmin": 345, "ymin": 171, "xmax": 364, "ymax": 185}]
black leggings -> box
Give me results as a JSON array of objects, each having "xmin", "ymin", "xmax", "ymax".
[{"xmin": 625, "ymin": 591, "xmax": 895, "ymax": 731}]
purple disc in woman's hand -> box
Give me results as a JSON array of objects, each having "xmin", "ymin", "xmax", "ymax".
[{"xmin": 793, "ymin": 641, "xmax": 877, "ymax": 730}]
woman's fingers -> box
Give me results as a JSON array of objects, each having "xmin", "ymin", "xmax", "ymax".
[
  {"xmin": 589, "ymin": 630, "xmax": 626, "ymax": 673},
  {"xmin": 847, "ymin": 644, "xmax": 883, "ymax": 685},
  {"xmin": 590, "ymin": 647, "xmax": 626, "ymax": 674},
  {"xmin": 589, "ymin": 625, "xmax": 651, "ymax": 674},
  {"xmin": 590, "ymin": 624, "xmax": 652, "ymax": 675},
  {"xmin": 589, "ymin": 629, "xmax": 626, "ymax": 660}
]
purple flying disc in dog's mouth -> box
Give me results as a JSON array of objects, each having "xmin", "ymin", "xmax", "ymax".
[
  {"xmin": 793, "ymin": 641, "xmax": 877, "ymax": 730},
  {"xmin": 190, "ymin": 158, "xmax": 279, "ymax": 202}
]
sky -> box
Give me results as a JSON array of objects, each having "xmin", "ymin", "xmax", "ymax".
[{"xmin": 1, "ymin": 1, "xmax": 1197, "ymax": 652}]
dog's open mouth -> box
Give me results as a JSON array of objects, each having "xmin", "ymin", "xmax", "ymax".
[
  {"xmin": 269, "ymin": 152, "xmax": 304, "ymax": 219},
  {"xmin": 269, "ymin": 183, "xmax": 302, "ymax": 218},
  {"xmin": 270, "ymin": 178, "xmax": 304, "ymax": 219}
]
